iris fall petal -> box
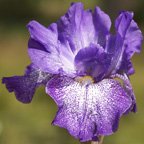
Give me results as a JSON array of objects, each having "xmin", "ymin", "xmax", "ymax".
[
  {"xmin": 2, "ymin": 65, "xmax": 51, "ymax": 103},
  {"xmin": 46, "ymin": 76, "xmax": 132, "ymax": 142}
]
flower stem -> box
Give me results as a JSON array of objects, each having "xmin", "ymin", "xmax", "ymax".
[
  {"xmin": 91, "ymin": 141, "xmax": 99, "ymax": 144},
  {"xmin": 81, "ymin": 136, "xmax": 104, "ymax": 144},
  {"xmin": 98, "ymin": 136, "xmax": 104, "ymax": 144}
]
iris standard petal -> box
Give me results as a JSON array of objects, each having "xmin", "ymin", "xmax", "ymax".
[
  {"xmin": 28, "ymin": 41, "xmax": 76, "ymax": 76},
  {"xmin": 2, "ymin": 65, "xmax": 52, "ymax": 103},
  {"xmin": 57, "ymin": 2, "xmax": 97, "ymax": 52},
  {"xmin": 27, "ymin": 21, "xmax": 58, "ymax": 53},
  {"xmin": 28, "ymin": 22, "xmax": 76, "ymax": 76},
  {"xmin": 93, "ymin": 7, "xmax": 111, "ymax": 47},
  {"xmin": 27, "ymin": 21, "xmax": 63, "ymax": 74},
  {"xmin": 118, "ymin": 18, "xmax": 143, "ymax": 75},
  {"xmin": 74, "ymin": 44, "xmax": 111, "ymax": 80},
  {"xmin": 46, "ymin": 76, "xmax": 132, "ymax": 142},
  {"xmin": 28, "ymin": 47, "xmax": 63, "ymax": 74},
  {"xmin": 106, "ymin": 11, "xmax": 143, "ymax": 76}
]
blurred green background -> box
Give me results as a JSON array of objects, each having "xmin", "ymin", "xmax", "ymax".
[{"xmin": 0, "ymin": 0, "xmax": 144, "ymax": 144}]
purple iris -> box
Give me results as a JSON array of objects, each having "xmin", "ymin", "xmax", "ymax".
[{"xmin": 2, "ymin": 2, "xmax": 143, "ymax": 142}]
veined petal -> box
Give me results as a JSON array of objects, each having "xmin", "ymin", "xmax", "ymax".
[
  {"xmin": 28, "ymin": 23, "xmax": 76, "ymax": 76},
  {"xmin": 57, "ymin": 2, "xmax": 111, "ymax": 53},
  {"xmin": 106, "ymin": 11, "xmax": 143, "ymax": 76},
  {"xmin": 119, "ymin": 18, "xmax": 143, "ymax": 75},
  {"xmin": 93, "ymin": 7, "xmax": 111, "ymax": 47},
  {"xmin": 27, "ymin": 22, "xmax": 63, "ymax": 74},
  {"xmin": 46, "ymin": 76, "xmax": 132, "ymax": 142},
  {"xmin": 57, "ymin": 2, "xmax": 94, "ymax": 52},
  {"xmin": 27, "ymin": 21, "xmax": 58, "ymax": 53},
  {"xmin": 112, "ymin": 73, "xmax": 137, "ymax": 112},
  {"xmin": 28, "ymin": 45, "xmax": 62, "ymax": 74},
  {"xmin": 2, "ymin": 65, "xmax": 52, "ymax": 103}
]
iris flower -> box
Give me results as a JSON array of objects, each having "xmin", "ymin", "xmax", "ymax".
[{"xmin": 2, "ymin": 2, "xmax": 143, "ymax": 143}]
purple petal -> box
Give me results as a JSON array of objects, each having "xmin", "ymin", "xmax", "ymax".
[
  {"xmin": 106, "ymin": 11, "xmax": 143, "ymax": 75},
  {"xmin": 2, "ymin": 65, "xmax": 52, "ymax": 103},
  {"xmin": 121, "ymin": 73, "xmax": 137, "ymax": 112},
  {"xmin": 27, "ymin": 3, "xmax": 113, "ymax": 77},
  {"xmin": 27, "ymin": 21, "xmax": 62, "ymax": 74},
  {"xmin": 93, "ymin": 7, "xmax": 111, "ymax": 47},
  {"xmin": 74, "ymin": 44, "xmax": 111, "ymax": 80},
  {"xmin": 46, "ymin": 76, "xmax": 132, "ymax": 142},
  {"xmin": 57, "ymin": 3, "xmax": 111, "ymax": 53},
  {"xmin": 110, "ymin": 73, "xmax": 137, "ymax": 113},
  {"xmin": 119, "ymin": 18, "xmax": 143, "ymax": 75},
  {"xmin": 28, "ymin": 22, "xmax": 76, "ymax": 76},
  {"xmin": 57, "ymin": 2, "xmax": 95, "ymax": 51},
  {"xmin": 27, "ymin": 21, "xmax": 58, "ymax": 53},
  {"xmin": 28, "ymin": 45, "xmax": 62, "ymax": 74}
]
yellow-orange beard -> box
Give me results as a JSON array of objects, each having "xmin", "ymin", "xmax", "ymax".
[{"xmin": 75, "ymin": 76, "xmax": 94, "ymax": 85}]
